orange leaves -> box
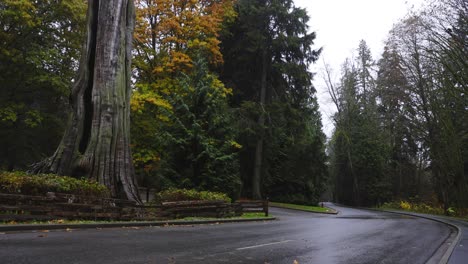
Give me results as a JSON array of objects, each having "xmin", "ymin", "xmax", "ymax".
[
  {"xmin": 166, "ymin": 51, "xmax": 193, "ymax": 72},
  {"xmin": 131, "ymin": 1, "xmax": 236, "ymax": 175},
  {"xmin": 134, "ymin": 0, "xmax": 235, "ymax": 76}
]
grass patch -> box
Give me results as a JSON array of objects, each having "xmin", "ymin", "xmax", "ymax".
[
  {"xmin": 270, "ymin": 202, "xmax": 333, "ymax": 213},
  {"xmin": 180, "ymin": 212, "xmax": 272, "ymax": 221},
  {"xmin": 0, "ymin": 219, "xmax": 134, "ymax": 225},
  {"xmin": 240, "ymin": 212, "xmax": 268, "ymax": 218},
  {"xmin": 1, "ymin": 213, "xmax": 273, "ymax": 225}
]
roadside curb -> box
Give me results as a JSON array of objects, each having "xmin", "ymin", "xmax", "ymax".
[
  {"xmin": 360, "ymin": 207, "xmax": 461, "ymax": 264},
  {"xmin": 269, "ymin": 204, "xmax": 338, "ymax": 215},
  {"xmin": 0, "ymin": 217, "xmax": 276, "ymax": 233}
]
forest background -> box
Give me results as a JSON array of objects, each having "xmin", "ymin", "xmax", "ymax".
[{"xmin": 0, "ymin": 0, "xmax": 466, "ymax": 212}]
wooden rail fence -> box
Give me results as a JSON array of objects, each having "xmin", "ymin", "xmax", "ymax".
[
  {"xmin": 236, "ymin": 200, "xmax": 269, "ymax": 217},
  {"xmin": 0, "ymin": 192, "xmax": 269, "ymax": 222}
]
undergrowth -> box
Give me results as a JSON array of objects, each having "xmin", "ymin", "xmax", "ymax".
[
  {"xmin": 156, "ymin": 188, "xmax": 231, "ymax": 203},
  {"xmin": 0, "ymin": 171, "xmax": 109, "ymax": 197},
  {"xmin": 380, "ymin": 200, "xmax": 468, "ymax": 219}
]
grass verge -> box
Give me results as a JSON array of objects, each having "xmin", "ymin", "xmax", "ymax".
[
  {"xmin": 180, "ymin": 212, "xmax": 272, "ymax": 221},
  {"xmin": 270, "ymin": 202, "xmax": 335, "ymax": 213},
  {"xmin": 0, "ymin": 213, "xmax": 273, "ymax": 225}
]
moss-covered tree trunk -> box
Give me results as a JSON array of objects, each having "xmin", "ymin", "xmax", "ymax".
[{"xmin": 31, "ymin": 0, "xmax": 141, "ymax": 203}]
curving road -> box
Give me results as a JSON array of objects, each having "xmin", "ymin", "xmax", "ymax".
[{"xmin": 0, "ymin": 204, "xmax": 455, "ymax": 264}]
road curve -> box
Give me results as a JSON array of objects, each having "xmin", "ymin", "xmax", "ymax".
[{"xmin": 0, "ymin": 204, "xmax": 455, "ymax": 264}]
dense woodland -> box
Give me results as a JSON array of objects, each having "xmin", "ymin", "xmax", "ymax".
[
  {"xmin": 327, "ymin": 0, "xmax": 467, "ymax": 209},
  {"xmin": 0, "ymin": 0, "xmax": 466, "ymax": 210}
]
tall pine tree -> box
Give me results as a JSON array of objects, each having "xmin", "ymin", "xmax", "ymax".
[{"xmin": 220, "ymin": 0, "xmax": 326, "ymax": 203}]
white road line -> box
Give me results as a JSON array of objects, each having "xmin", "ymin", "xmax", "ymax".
[{"xmin": 235, "ymin": 240, "xmax": 294, "ymax": 251}]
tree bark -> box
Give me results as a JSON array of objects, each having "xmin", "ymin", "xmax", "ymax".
[
  {"xmin": 252, "ymin": 51, "xmax": 268, "ymax": 200},
  {"xmin": 31, "ymin": 0, "xmax": 141, "ymax": 203}
]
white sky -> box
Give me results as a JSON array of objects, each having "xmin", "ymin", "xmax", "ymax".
[{"xmin": 293, "ymin": 0, "xmax": 426, "ymax": 138}]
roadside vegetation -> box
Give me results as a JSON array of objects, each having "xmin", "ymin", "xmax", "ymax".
[
  {"xmin": 327, "ymin": 0, "xmax": 467, "ymax": 214},
  {"xmin": 0, "ymin": 171, "xmax": 109, "ymax": 198},
  {"xmin": 0, "ymin": 0, "xmax": 466, "ymax": 216},
  {"xmin": 156, "ymin": 189, "xmax": 231, "ymax": 204},
  {"xmin": 1, "ymin": 212, "xmax": 272, "ymax": 226},
  {"xmin": 380, "ymin": 200, "xmax": 468, "ymax": 220},
  {"xmin": 1, "ymin": 0, "xmax": 327, "ymax": 206}
]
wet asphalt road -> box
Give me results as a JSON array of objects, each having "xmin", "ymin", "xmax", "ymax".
[{"xmin": 0, "ymin": 204, "xmax": 454, "ymax": 264}]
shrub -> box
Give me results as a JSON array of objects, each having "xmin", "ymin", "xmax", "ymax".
[
  {"xmin": 399, "ymin": 200, "xmax": 411, "ymax": 210},
  {"xmin": 381, "ymin": 199, "xmax": 446, "ymax": 216},
  {"xmin": 157, "ymin": 188, "xmax": 231, "ymax": 203},
  {"xmin": 0, "ymin": 171, "xmax": 110, "ymax": 197}
]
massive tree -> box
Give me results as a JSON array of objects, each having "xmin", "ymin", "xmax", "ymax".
[{"xmin": 32, "ymin": 0, "xmax": 141, "ymax": 202}]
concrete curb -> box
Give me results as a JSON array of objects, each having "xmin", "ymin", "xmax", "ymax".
[
  {"xmin": 0, "ymin": 217, "xmax": 276, "ymax": 233},
  {"xmin": 269, "ymin": 204, "xmax": 339, "ymax": 215}
]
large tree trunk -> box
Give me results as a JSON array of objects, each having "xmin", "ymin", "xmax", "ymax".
[
  {"xmin": 252, "ymin": 51, "xmax": 268, "ymax": 200},
  {"xmin": 31, "ymin": 0, "xmax": 141, "ymax": 203}
]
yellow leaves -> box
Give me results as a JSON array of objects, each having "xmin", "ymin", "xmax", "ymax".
[
  {"xmin": 3, "ymin": 0, "xmax": 38, "ymax": 28},
  {"xmin": 207, "ymin": 74, "xmax": 232, "ymax": 97},
  {"xmin": 153, "ymin": 66, "xmax": 165, "ymax": 74},
  {"xmin": 230, "ymin": 140, "xmax": 242, "ymax": 149},
  {"xmin": 399, "ymin": 200, "xmax": 411, "ymax": 210},
  {"xmin": 132, "ymin": 149, "xmax": 161, "ymax": 173},
  {"xmin": 131, "ymin": 92, "xmax": 172, "ymax": 114},
  {"xmin": 0, "ymin": 107, "xmax": 18, "ymax": 123},
  {"xmin": 166, "ymin": 51, "xmax": 193, "ymax": 72}
]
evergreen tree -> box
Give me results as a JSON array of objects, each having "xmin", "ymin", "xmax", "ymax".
[
  {"xmin": 130, "ymin": 0, "xmax": 238, "ymax": 196},
  {"xmin": 330, "ymin": 42, "xmax": 391, "ymax": 206},
  {"xmin": 155, "ymin": 57, "xmax": 241, "ymax": 198},
  {"xmin": 220, "ymin": 0, "xmax": 326, "ymax": 203}
]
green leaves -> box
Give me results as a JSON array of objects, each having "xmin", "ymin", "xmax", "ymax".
[
  {"xmin": 0, "ymin": 171, "xmax": 110, "ymax": 197},
  {"xmin": 0, "ymin": 0, "xmax": 86, "ymax": 170},
  {"xmin": 219, "ymin": 0, "xmax": 326, "ymax": 202},
  {"xmin": 157, "ymin": 188, "xmax": 231, "ymax": 203},
  {"xmin": 131, "ymin": 55, "xmax": 241, "ymax": 199}
]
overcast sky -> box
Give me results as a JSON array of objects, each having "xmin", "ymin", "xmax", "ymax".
[{"xmin": 293, "ymin": 0, "xmax": 426, "ymax": 137}]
